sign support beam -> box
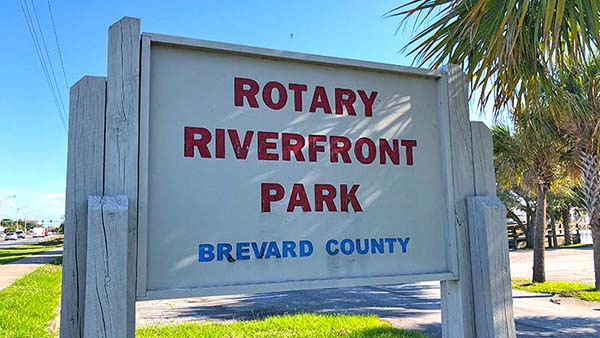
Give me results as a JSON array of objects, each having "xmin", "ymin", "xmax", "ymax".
[
  {"xmin": 104, "ymin": 17, "xmax": 141, "ymax": 338},
  {"xmin": 83, "ymin": 196, "xmax": 129, "ymax": 338},
  {"xmin": 440, "ymin": 64, "xmax": 476, "ymax": 338},
  {"xmin": 60, "ymin": 76, "xmax": 107, "ymax": 338}
]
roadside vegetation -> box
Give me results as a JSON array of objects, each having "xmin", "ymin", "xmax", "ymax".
[
  {"xmin": 0, "ymin": 238, "xmax": 63, "ymax": 265},
  {"xmin": 513, "ymin": 279, "xmax": 600, "ymax": 302},
  {"xmin": 390, "ymin": 0, "xmax": 600, "ymax": 287},
  {"xmin": 137, "ymin": 314, "xmax": 426, "ymax": 338},
  {"xmin": 0, "ymin": 259, "xmax": 424, "ymax": 338},
  {"xmin": 0, "ymin": 258, "xmax": 62, "ymax": 338}
]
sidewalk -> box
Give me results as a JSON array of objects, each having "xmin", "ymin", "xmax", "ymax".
[
  {"xmin": 513, "ymin": 288, "xmax": 600, "ymax": 337},
  {"xmin": 510, "ymin": 248, "xmax": 594, "ymax": 284},
  {"xmin": 0, "ymin": 247, "xmax": 63, "ymax": 291}
]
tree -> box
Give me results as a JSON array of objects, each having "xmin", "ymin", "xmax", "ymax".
[
  {"xmin": 0, "ymin": 218, "xmax": 12, "ymax": 228},
  {"xmin": 493, "ymin": 128, "xmax": 536, "ymax": 248},
  {"xmin": 552, "ymin": 57, "xmax": 600, "ymax": 288},
  {"xmin": 389, "ymin": 0, "xmax": 600, "ymax": 287},
  {"xmin": 388, "ymin": 0, "xmax": 600, "ymax": 115},
  {"xmin": 548, "ymin": 180, "xmax": 583, "ymax": 246},
  {"xmin": 492, "ymin": 108, "xmax": 571, "ymax": 282}
]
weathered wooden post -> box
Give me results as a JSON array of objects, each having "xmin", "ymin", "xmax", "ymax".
[
  {"xmin": 60, "ymin": 17, "xmax": 139, "ymax": 338},
  {"xmin": 439, "ymin": 64, "xmax": 476, "ymax": 338},
  {"xmin": 60, "ymin": 76, "xmax": 106, "ymax": 338},
  {"xmin": 83, "ymin": 196, "xmax": 129, "ymax": 337},
  {"xmin": 440, "ymin": 66, "xmax": 515, "ymax": 338},
  {"xmin": 103, "ymin": 17, "xmax": 141, "ymax": 338},
  {"xmin": 469, "ymin": 122, "xmax": 516, "ymax": 338}
]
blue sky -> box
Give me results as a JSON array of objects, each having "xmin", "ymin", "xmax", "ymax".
[{"xmin": 0, "ymin": 0, "xmax": 490, "ymax": 223}]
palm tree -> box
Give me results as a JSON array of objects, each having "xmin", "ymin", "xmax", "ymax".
[
  {"xmin": 548, "ymin": 179, "xmax": 581, "ymax": 247},
  {"xmin": 388, "ymin": 0, "xmax": 600, "ymax": 114},
  {"xmin": 389, "ymin": 0, "xmax": 600, "ymax": 287},
  {"xmin": 552, "ymin": 57, "xmax": 600, "ymax": 288},
  {"xmin": 493, "ymin": 108, "xmax": 571, "ymax": 282},
  {"xmin": 493, "ymin": 125, "xmax": 536, "ymax": 248}
]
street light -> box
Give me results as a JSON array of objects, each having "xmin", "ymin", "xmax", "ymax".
[
  {"xmin": 0, "ymin": 195, "xmax": 16, "ymax": 222},
  {"xmin": 15, "ymin": 207, "xmax": 32, "ymax": 233}
]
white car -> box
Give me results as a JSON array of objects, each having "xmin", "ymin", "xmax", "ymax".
[
  {"xmin": 5, "ymin": 232, "xmax": 17, "ymax": 240},
  {"xmin": 15, "ymin": 230, "xmax": 25, "ymax": 239}
]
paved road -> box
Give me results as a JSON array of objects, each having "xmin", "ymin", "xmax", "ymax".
[
  {"xmin": 0, "ymin": 247, "xmax": 63, "ymax": 290},
  {"xmin": 510, "ymin": 247, "xmax": 594, "ymax": 284},
  {"xmin": 0, "ymin": 236, "xmax": 55, "ymax": 248},
  {"xmin": 137, "ymin": 248, "xmax": 600, "ymax": 337}
]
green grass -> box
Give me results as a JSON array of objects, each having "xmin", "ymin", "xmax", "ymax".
[
  {"xmin": 0, "ymin": 258, "xmax": 62, "ymax": 338},
  {"xmin": 136, "ymin": 314, "xmax": 426, "ymax": 338},
  {"xmin": 0, "ymin": 251, "xmax": 425, "ymax": 338},
  {"xmin": 0, "ymin": 238, "xmax": 63, "ymax": 265},
  {"xmin": 512, "ymin": 279, "xmax": 600, "ymax": 302},
  {"xmin": 559, "ymin": 243, "xmax": 592, "ymax": 249}
]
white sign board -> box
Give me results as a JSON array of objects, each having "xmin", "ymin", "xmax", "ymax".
[{"xmin": 137, "ymin": 33, "xmax": 457, "ymax": 299}]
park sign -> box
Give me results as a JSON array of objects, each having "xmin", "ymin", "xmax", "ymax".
[
  {"xmin": 60, "ymin": 17, "xmax": 516, "ymax": 338},
  {"xmin": 136, "ymin": 32, "xmax": 456, "ymax": 299}
]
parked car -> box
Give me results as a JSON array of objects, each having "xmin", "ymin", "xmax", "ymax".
[
  {"xmin": 15, "ymin": 230, "xmax": 25, "ymax": 239},
  {"xmin": 5, "ymin": 232, "xmax": 17, "ymax": 240}
]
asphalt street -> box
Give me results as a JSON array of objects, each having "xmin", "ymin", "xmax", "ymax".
[{"xmin": 0, "ymin": 236, "xmax": 52, "ymax": 248}]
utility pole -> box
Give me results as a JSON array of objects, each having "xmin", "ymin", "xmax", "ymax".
[{"xmin": 21, "ymin": 210, "xmax": 33, "ymax": 233}]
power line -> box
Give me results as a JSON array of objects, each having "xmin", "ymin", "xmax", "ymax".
[
  {"xmin": 17, "ymin": 0, "xmax": 68, "ymax": 132},
  {"xmin": 19, "ymin": 0, "xmax": 68, "ymax": 131},
  {"xmin": 29, "ymin": 0, "xmax": 68, "ymax": 119},
  {"xmin": 46, "ymin": 0, "xmax": 69, "ymax": 91}
]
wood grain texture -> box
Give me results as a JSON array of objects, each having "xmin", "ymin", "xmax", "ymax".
[
  {"xmin": 104, "ymin": 16, "xmax": 140, "ymax": 338},
  {"xmin": 468, "ymin": 196, "xmax": 516, "ymax": 338},
  {"xmin": 136, "ymin": 34, "xmax": 151, "ymax": 299},
  {"xmin": 440, "ymin": 64, "xmax": 476, "ymax": 338},
  {"xmin": 469, "ymin": 122, "xmax": 516, "ymax": 338},
  {"xmin": 60, "ymin": 76, "xmax": 106, "ymax": 338},
  {"xmin": 83, "ymin": 195, "xmax": 129, "ymax": 338},
  {"xmin": 471, "ymin": 122, "xmax": 496, "ymax": 196}
]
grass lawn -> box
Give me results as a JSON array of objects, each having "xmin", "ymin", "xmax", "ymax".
[
  {"xmin": 0, "ymin": 258, "xmax": 62, "ymax": 338},
  {"xmin": 0, "ymin": 257, "xmax": 425, "ymax": 338},
  {"xmin": 513, "ymin": 279, "xmax": 600, "ymax": 302},
  {"xmin": 0, "ymin": 238, "xmax": 63, "ymax": 265},
  {"xmin": 137, "ymin": 314, "xmax": 426, "ymax": 338}
]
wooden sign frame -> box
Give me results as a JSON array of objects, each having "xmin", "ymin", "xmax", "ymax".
[
  {"xmin": 59, "ymin": 17, "xmax": 516, "ymax": 338},
  {"xmin": 136, "ymin": 31, "xmax": 459, "ymax": 301}
]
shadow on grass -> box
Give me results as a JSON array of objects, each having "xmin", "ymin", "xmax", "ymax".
[
  {"xmin": 49, "ymin": 256, "xmax": 63, "ymax": 266},
  {"xmin": 0, "ymin": 239, "xmax": 63, "ymax": 265},
  {"xmin": 351, "ymin": 327, "xmax": 425, "ymax": 338},
  {"xmin": 0, "ymin": 238, "xmax": 63, "ymax": 251},
  {"xmin": 138, "ymin": 283, "xmax": 443, "ymax": 337}
]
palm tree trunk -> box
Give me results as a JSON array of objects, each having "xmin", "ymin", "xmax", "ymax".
[
  {"xmin": 533, "ymin": 182, "xmax": 548, "ymax": 283},
  {"xmin": 526, "ymin": 212, "xmax": 535, "ymax": 249},
  {"xmin": 563, "ymin": 208, "xmax": 572, "ymax": 246},
  {"xmin": 593, "ymin": 223, "xmax": 600, "ymax": 290},
  {"xmin": 579, "ymin": 149, "xmax": 600, "ymax": 288}
]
